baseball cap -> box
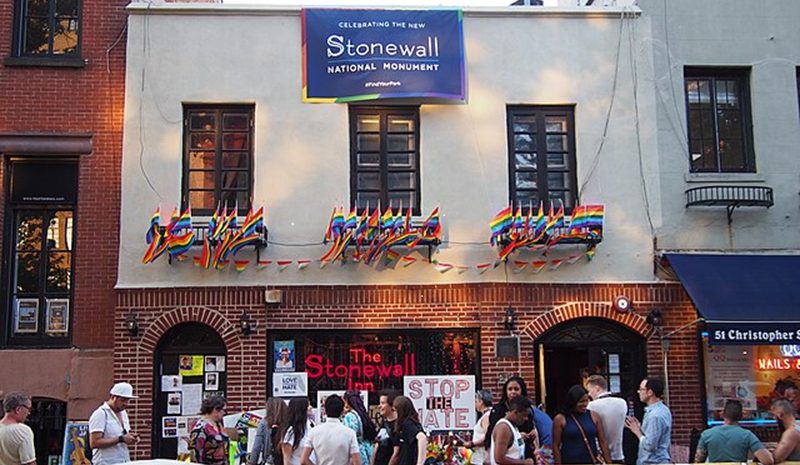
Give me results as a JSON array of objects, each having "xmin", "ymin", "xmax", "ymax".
[{"xmin": 110, "ymin": 382, "xmax": 138, "ymax": 399}]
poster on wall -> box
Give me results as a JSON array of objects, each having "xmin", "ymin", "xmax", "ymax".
[
  {"xmin": 302, "ymin": 9, "xmax": 466, "ymax": 102},
  {"xmin": 316, "ymin": 390, "xmax": 368, "ymax": 423},
  {"xmin": 162, "ymin": 375, "xmax": 183, "ymax": 392},
  {"xmin": 163, "ymin": 417, "xmax": 178, "ymax": 438},
  {"xmin": 45, "ymin": 298, "xmax": 69, "ymax": 334},
  {"xmin": 404, "ymin": 375, "xmax": 475, "ymax": 432},
  {"xmin": 205, "ymin": 355, "xmax": 225, "ymax": 372},
  {"xmin": 205, "ymin": 372, "xmax": 219, "ymax": 391},
  {"xmin": 61, "ymin": 422, "xmax": 91, "ymax": 465},
  {"xmin": 14, "ymin": 298, "xmax": 39, "ymax": 334},
  {"xmin": 179, "ymin": 355, "xmax": 205, "ymax": 377},
  {"xmin": 274, "ymin": 340, "xmax": 295, "ymax": 372},
  {"xmin": 704, "ymin": 343, "xmax": 758, "ymax": 421},
  {"xmin": 273, "ymin": 372, "xmax": 309, "ymax": 397},
  {"xmin": 167, "ymin": 393, "xmax": 182, "ymax": 415},
  {"xmin": 182, "ymin": 384, "xmax": 203, "ymax": 415}
]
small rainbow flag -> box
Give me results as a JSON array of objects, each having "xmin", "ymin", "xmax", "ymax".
[
  {"xmin": 531, "ymin": 260, "xmax": 547, "ymax": 273},
  {"xmin": 513, "ymin": 260, "xmax": 528, "ymax": 273},
  {"xmin": 401, "ymin": 256, "xmax": 418, "ymax": 267},
  {"xmin": 146, "ymin": 208, "xmax": 160, "ymax": 244},
  {"xmin": 257, "ymin": 260, "xmax": 272, "ymax": 269},
  {"xmin": 456, "ymin": 265, "xmax": 469, "ymax": 274},
  {"xmin": 297, "ymin": 259, "xmax": 311, "ymax": 270},
  {"xmin": 490, "ymin": 205, "xmax": 513, "ymax": 245},
  {"xmin": 277, "ymin": 260, "xmax": 293, "ymax": 271},
  {"xmin": 433, "ymin": 261, "xmax": 453, "ymax": 273},
  {"xmin": 549, "ymin": 258, "xmax": 565, "ymax": 270},
  {"xmin": 384, "ymin": 249, "xmax": 401, "ymax": 264},
  {"xmin": 234, "ymin": 260, "xmax": 249, "ymax": 272}
]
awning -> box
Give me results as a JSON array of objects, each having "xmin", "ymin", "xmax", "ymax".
[{"xmin": 665, "ymin": 253, "xmax": 800, "ymax": 345}]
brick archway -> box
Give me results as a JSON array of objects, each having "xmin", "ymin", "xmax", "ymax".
[
  {"xmin": 139, "ymin": 306, "xmax": 242, "ymax": 354},
  {"xmin": 520, "ymin": 302, "xmax": 653, "ymax": 340}
]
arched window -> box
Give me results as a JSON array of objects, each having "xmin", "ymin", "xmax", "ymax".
[{"xmin": 26, "ymin": 397, "xmax": 67, "ymax": 465}]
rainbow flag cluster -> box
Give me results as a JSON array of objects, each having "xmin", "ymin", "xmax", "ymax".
[
  {"xmin": 489, "ymin": 202, "xmax": 604, "ymax": 260},
  {"xmin": 142, "ymin": 206, "xmax": 195, "ymax": 264},
  {"xmin": 142, "ymin": 204, "xmax": 265, "ymax": 271},
  {"xmin": 320, "ymin": 204, "xmax": 442, "ymax": 265}
]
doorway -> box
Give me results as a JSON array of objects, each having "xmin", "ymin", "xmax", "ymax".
[
  {"xmin": 153, "ymin": 322, "xmax": 227, "ymax": 459},
  {"xmin": 535, "ymin": 318, "xmax": 647, "ymax": 416}
]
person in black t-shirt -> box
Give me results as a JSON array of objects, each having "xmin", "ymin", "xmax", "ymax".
[
  {"xmin": 372, "ymin": 391, "xmax": 399, "ymax": 465},
  {"xmin": 393, "ymin": 396, "xmax": 427, "ymax": 465}
]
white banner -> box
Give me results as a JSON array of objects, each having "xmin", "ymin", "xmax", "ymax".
[
  {"xmin": 404, "ymin": 375, "xmax": 475, "ymax": 432},
  {"xmin": 273, "ymin": 372, "xmax": 309, "ymax": 397}
]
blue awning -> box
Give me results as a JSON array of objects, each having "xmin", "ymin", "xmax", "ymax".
[{"xmin": 665, "ymin": 253, "xmax": 800, "ymax": 345}]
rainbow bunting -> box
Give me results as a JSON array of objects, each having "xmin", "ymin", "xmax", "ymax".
[
  {"xmin": 531, "ymin": 260, "xmax": 547, "ymax": 273},
  {"xmin": 513, "ymin": 260, "xmax": 528, "ymax": 273},
  {"xmin": 433, "ymin": 261, "xmax": 453, "ymax": 273},
  {"xmin": 401, "ymin": 256, "xmax": 418, "ymax": 267},
  {"xmin": 234, "ymin": 260, "xmax": 249, "ymax": 272},
  {"xmin": 216, "ymin": 260, "xmax": 229, "ymax": 270},
  {"xmin": 276, "ymin": 260, "xmax": 293, "ymax": 271},
  {"xmin": 567, "ymin": 254, "xmax": 582, "ymax": 264},
  {"xmin": 549, "ymin": 258, "xmax": 565, "ymax": 270},
  {"xmin": 456, "ymin": 265, "xmax": 469, "ymax": 274},
  {"xmin": 297, "ymin": 260, "xmax": 311, "ymax": 270},
  {"xmin": 257, "ymin": 260, "xmax": 272, "ymax": 269},
  {"xmin": 476, "ymin": 263, "xmax": 493, "ymax": 274}
]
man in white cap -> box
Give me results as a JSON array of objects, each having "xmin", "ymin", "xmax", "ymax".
[{"xmin": 89, "ymin": 382, "xmax": 140, "ymax": 465}]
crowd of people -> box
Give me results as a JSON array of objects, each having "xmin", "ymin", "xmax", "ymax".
[{"xmin": 4, "ymin": 376, "xmax": 800, "ymax": 465}]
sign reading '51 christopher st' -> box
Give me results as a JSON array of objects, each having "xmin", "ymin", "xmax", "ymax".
[{"xmin": 302, "ymin": 9, "xmax": 466, "ymax": 102}]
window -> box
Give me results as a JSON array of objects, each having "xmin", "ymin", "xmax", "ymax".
[
  {"xmin": 507, "ymin": 106, "xmax": 578, "ymax": 213},
  {"xmin": 11, "ymin": 0, "xmax": 81, "ymax": 59},
  {"xmin": 268, "ymin": 329, "xmax": 479, "ymax": 406},
  {"xmin": 350, "ymin": 106, "xmax": 421, "ymax": 214},
  {"xmin": 685, "ymin": 68, "xmax": 755, "ymax": 173},
  {"xmin": 182, "ymin": 105, "xmax": 254, "ymax": 216},
  {"xmin": 3, "ymin": 159, "xmax": 77, "ymax": 346},
  {"xmin": 26, "ymin": 398, "xmax": 67, "ymax": 465}
]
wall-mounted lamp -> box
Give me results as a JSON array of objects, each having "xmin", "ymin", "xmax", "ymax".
[
  {"xmin": 504, "ymin": 306, "xmax": 516, "ymax": 332},
  {"xmin": 613, "ymin": 295, "xmax": 632, "ymax": 313},
  {"xmin": 240, "ymin": 312, "xmax": 257, "ymax": 336},
  {"xmin": 646, "ymin": 309, "xmax": 664, "ymax": 329},
  {"xmin": 125, "ymin": 313, "xmax": 139, "ymax": 337}
]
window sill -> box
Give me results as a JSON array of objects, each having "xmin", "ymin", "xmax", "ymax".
[
  {"xmin": 685, "ymin": 172, "xmax": 765, "ymax": 184},
  {"xmin": 4, "ymin": 56, "xmax": 86, "ymax": 68}
]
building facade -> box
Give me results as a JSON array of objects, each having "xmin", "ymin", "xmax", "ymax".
[
  {"xmin": 115, "ymin": 0, "xmax": 798, "ymax": 461},
  {"xmin": 0, "ymin": 0, "xmax": 128, "ymax": 462}
]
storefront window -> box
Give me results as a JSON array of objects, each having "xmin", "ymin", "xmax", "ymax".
[
  {"xmin": 269, "ymin": 329, "xmax": 479, "ymax": 406},
  {"xmin": 703, "ymin": 333, "xmax": 800, "ymax": 425}
]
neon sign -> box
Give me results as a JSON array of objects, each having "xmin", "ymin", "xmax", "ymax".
[
  {"xmin": 756, "ymin": 358, "xmax": 800, "ymax": 370},
  {"xmin": 305, "ymin": 348, "xmax": 416, "ymax": 391}
]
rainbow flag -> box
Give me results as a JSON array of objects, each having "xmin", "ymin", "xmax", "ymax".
[
  {"xmin": 146, "ymin": 208, "xmax": 160, "ymax": 244},
  {"xmin": 239, "ymin": 206, "xmax": 264, "ymax": 237},
  {"xmin": 384, "ymin": 249, "xmax": 401, "ymax": 264},
  {"xmin": 234, "ymin": 260, "xmax": 249, "ymax": 273},
  {"xmin": 569, "ymin": 204, "xmax": 605, "ymax": 231},
  {"xmin": 207, "ymin": 204, "xmax": 221, "ymax": 241},
  {"xmin": 323, "ymin": 206, "xmax": 336, "ymax": 243},
  {"xmin": 403, "ymin": 206, "xmax": 412, "ymax": 232},
  {"xmin": 169, "ymin": 206, "xmax": 192, "ymax": 236},
  {"xmin": 544, "ymin": 201, "xmax": 565, "ymax": 235},
  {"xmin": 194, "ymin": 239, "xmax": 212, "ymax": 269},
  {"xmin": 531, "ymin": 260, "xmax": 547, "ymax": 273},
  {"xmin": 381, "ymin": 206, "xmax": 394, "ymax": 232},
  {"xmin": 489, "ymin": 205, "xmax": 513, "ymax": 245},
  {"xmin": 512, "ymin": 205, "xmax": 524, "ymax": 231},
  {"xmin": 534, "ymin": 202, "xmax": 547, "ymax": 239},
  {"xmin": 331, "ymin": 205, "xmax": 345, "ymax": 239},
  {"xmin": 344, "ymin": 207, "xmax": 357, "ymax": 232},
  {"xmin": 142, "ymin": 230, "xmax": 166, "ymax": 264},
  {"xmin": 167, "ymin": 232, "xmax": 195, "ymax": 259},
  {"xmin": 420, "ymin": 206, "xmax": 441, "ymax": 238}
]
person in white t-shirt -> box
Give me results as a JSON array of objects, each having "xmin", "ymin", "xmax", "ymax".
[
  {"xmin": 0, "ymin": 391, "xmax": 36, "ymax": 465},
  {"xmin": 89, "ymin": 382, "xmax": 140, "ymax": 465},
  {"xmin": 586, "ymin": 375, "xmax": 626, "ymax": 464},
  {"xmin": 302, "ymin": 395, "xmax": 361, "ymax": 465},
  {"xmin": 281, "ymin": 398, "xmax": 314, "ymax": 465}
]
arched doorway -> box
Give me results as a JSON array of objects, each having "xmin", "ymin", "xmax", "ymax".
[
  {"xmin": 153, "ymin": 322, "xmax": 227, "ymax": 459},
  {"xmin": 534, "ymin": 317, "xmax": 647, "ymax": 416}
]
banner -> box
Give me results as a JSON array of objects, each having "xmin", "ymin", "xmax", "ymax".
[
  {"xmin": 302, "ymin": 9, "xmax": 465, "ymax": 102},
  {"xmin": 404, "ymin": 375, "xmax": 475, "ymax": 432},
  {"xmin": 273, "ymin": 372, "xmax": 309, "ymax": 397},
  {"xmin": 707, "ymin": 323, "xmax": 800, "ymax": 345}
]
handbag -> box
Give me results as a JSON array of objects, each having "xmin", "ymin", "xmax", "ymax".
[{"xmin": 571, "ymin": 414, "xmax": 606, "ymax": 465}]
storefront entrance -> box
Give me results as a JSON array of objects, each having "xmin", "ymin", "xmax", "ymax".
[
  {"xmin": 152, "ymin": 322, "xmax": 227, "ymax": 459},
  {"xmin": 535, "ymin": 317, "xmax": 647, "ymax": 416}
]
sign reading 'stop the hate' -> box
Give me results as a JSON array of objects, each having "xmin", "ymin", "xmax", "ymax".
[{"xmin": 302, "ymin": 9, "xmax": 466, "ymax": 102}]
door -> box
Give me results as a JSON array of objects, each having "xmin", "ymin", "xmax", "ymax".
[{"xmin": 153, "ymin": 322, "xmax": 227, "ymax": 459}]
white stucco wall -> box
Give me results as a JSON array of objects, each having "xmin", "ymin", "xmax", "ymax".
[
  {"xmin": 641, "ymin": 0, "xmax": 800, "ymax": 251},
  {"xmin": 118, "ymin": 4, "xmax": 660, "ymax": 287}
]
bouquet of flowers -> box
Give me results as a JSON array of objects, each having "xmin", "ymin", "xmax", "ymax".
[{"xmin": 426, "ymin": 433, "xmax": 472, "ymax": 465}]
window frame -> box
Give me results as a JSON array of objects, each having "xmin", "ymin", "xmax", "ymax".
[
  {"xmin": 8, "ymin": 0, "xmax": 84, "ymax": 66},
  {"xmin": 181, "ymin": 104, "xmax": 255, "ymax": 217},
  {"xmin": 506, "ymin": 105, "xmax": 578, "ymax": 214},
  {"xmin": 684, "ymin": 67, "xmax": 756, "ymax": 173},
  {"xmin": 349, "ymin": 106, "xmax": 422, "ymax": 216},
  {"xmin": 2, "ymin": 158, "xmax": 77, "ymax": 348}
]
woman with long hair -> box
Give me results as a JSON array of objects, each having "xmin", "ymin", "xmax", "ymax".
[
  {"xmin": 465, "ymin": 389, "xmax": 494, "ymax": 465},
  {"xmin": 248, "ymin": 398, "xmax": 288, "ymax": 465},
  {"xmin": 486, "ymin": 377, "xmax": 538, "ymax": 459},
  {"xmin": 393, "ymin": 395, "xmax": 428, "ymax": 465},
  {"xmin": 552, "ymin": 385, "xmax": 609, "ymax": 465},
  {"xmin": 280, "ymin": 398, "xmax": 312, "ymax": 465},
  {"xmin": 343, "ymin": 390, "xmax": 377, "ymax": 465},
  {"xmin": 189, "ymin": 395, "xmax": 230, "ymax": 465}
]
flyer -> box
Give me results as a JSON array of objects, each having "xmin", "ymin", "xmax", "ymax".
[
  {"xmin": 167, "ymin": 392, "xmax": 182, "ymax": 415},
  {"xmin": 182, "ymin": 383, "xmax": 203, "ymax": 415},
  {"xmin": 162, "ymin": 375, "xmax": 182, "ymax": 392},
  {"xmin": 272, "ymin": 372, "xmax": 308, "ymax": 397},
  {"xmin": 179, "ymin": 355, "xmax": 205, "ymax": 377},
  {"xmin": 274, "ymin": 340, "xmax": 295, "ymax": 372},
  {"xmin": 205, "ymin": 355, "xmax": 226, "ymax": 372},
  {"xmin": 62, "ymin": 422, "xmax": 91, "ymax": 465}
]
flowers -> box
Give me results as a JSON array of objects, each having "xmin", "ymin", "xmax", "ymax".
[{"xmin": 426, "ymin": 434, "xmax": 472, "ymax": 465}]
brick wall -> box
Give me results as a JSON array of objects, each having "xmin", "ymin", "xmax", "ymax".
[
  {"xmin": 0, "ymin": 0, "xmax": 127, "ymax": 349},
  {"xmin": 116, "ymin": 282, "xmax": 703, "ymax": 459}
]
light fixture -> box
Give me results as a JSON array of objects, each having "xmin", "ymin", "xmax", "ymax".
[
  {"xmin": 125, "ymin": 313, "xmax": 139, "ymax": 337},
  {"xmin": 613, "ymin": 295, "xmax": 632, "ymax": 313},
  {"xmin": 646, "ymin": 309, "xmax": 664, "ymax": 329},
  {"xmin": 503, "ymin": 306, "xmax": 516, "ymax": 332},
  {"xmin": 240, "ymin": 312, "xmax": 256, "ymax": 336}
]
